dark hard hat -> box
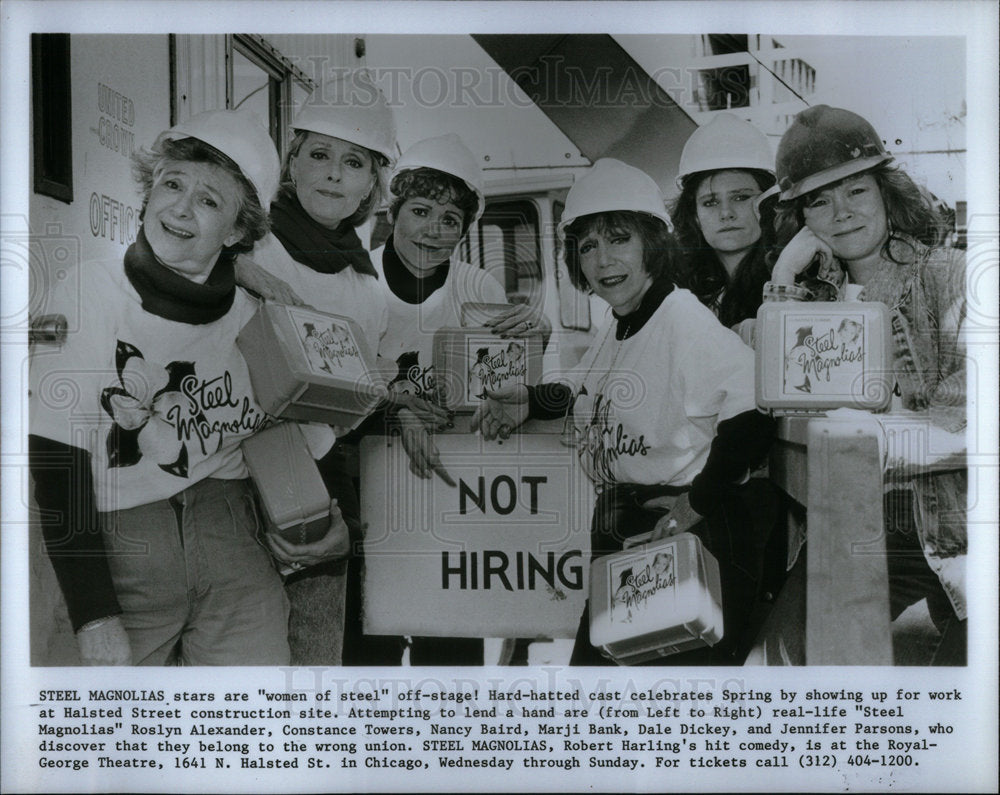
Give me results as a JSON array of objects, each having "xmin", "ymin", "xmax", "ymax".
[{"xmin": 776, "ymin": 105, "xmax": 894, "ymax": 201}]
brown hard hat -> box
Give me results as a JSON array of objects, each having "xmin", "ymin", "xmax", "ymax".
[{"xmin": 776, "ymin": 105, "xmax": 893, "ymax": 201}]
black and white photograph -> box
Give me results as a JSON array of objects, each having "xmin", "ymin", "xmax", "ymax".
[{"xmin": 2, "ymin": 1, "xmax": 997, "ymax": 792}]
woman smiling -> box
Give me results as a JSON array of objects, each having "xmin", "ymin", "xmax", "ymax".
[
  {"xmin": 473, "ymin": 159, "xmax": 781, "ymax": 665},
  {"xmin": 766, "ymin": 105, "xmax": 967, "ymax": 663},
  {"xmin": 232, "ymin": 72, "xmax": 398, "ymax": 666},
  {"xmin": 29, "ymin": 110, "xmax": 347, "ymax": 666}
]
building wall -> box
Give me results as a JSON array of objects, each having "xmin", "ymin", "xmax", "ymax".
[{"xmin": 30, "ymin": 35, "xmax": 172, "ymax": 281}]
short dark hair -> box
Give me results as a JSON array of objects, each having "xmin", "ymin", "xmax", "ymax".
[
  {"xmin": 279, "ymin": 129, "xmax": 389, "ymax": 228},
  {"xmin": 132, "ymin": 136, "xmax": 267, "ymax": 253},
  {"xmin": 389, "ymin": 167, "xmax": 479, "ymax": 235},
  {"xmin": 774, "ymin": 162, "xmax": 945, "ymax": 265},
  {"xmin": 669, "ymin": 168, "xmax": 776, "ymax": 327},
  {"xmin": 562, "ymin": 210, "xmax": 674, "ymax": 292}
]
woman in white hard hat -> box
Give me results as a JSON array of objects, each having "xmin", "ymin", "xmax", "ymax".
[
  {"xmin": 765, "ymin": 105, "xmax": 966, "ymax": 664},
  {"xmin": 346, "ymin": 134, "xmax": 545, "ymax": 665},
  {"xmin": 373, "ymin": 134, "xmax": 544, "ymax": 477},
  {"xmin": 670, "ymin": 113, "xmax": 777, "ymax": 342},
  {"xmin": 473, "ymin": 159, "xmax": 781, "ymax": 665},
  {"xmin": 234, "ymin": 72, "xmax": 397, "ymax": 666},
  {"xmin": 28, "ymin": 109, "xmax": 349, "ymax": 666},
  {"xmin": 237, "ymin": 71, "xmax": 394, "ymax": 349}
]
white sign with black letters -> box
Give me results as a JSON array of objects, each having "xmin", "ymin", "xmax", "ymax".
[{"xmin": 360, "ymin": 432, "xmax": 594, "ymax": 637}]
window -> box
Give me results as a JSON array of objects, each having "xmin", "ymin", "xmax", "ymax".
[
  {"xmin": 32, "ymin": 34, "xmax": 73, "ymax": 203},
  {"xmin": 694, "ymin": 65, "xmax": 752, "ymax": 111},
  {"xmin": 474, "ymin": 201, "xmax": 543, "ymax": 307},
  {"xmin": 229, "ymin": 35, "xmax": 312, "ymax": 154}
]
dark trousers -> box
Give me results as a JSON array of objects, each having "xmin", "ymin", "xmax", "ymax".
[
  {"xmin": 570, "ymin": 479, "xmax": 785, "ymax": 666},
  {"xmin": 885, "ymin": 489, "xmax": 966, "ymax": 666}
]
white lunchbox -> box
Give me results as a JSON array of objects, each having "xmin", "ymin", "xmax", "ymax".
[
  {"xmin": 589, "ymin": 532, "xmax": 723, "ymax": 665},
  {"xmin": 241, "ymin": 422, "xmax": 329, "ymax": 546},
  {"xmin": 755, "ymin": 301, "xmax": 893, "ymax": 415},
  {"xmin": 238, "ymin": 303, "xmax": 387, "ymax": 429},
  {"xmin": 432, "ymin": 327, "xmax": 542, "ymax": 413}
]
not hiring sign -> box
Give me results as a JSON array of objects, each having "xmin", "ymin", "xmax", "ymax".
[{"xmin": 360, "ymin": 431, "xmax": 594, "ymax": 638}]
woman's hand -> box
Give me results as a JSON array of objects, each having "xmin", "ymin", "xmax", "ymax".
[
  {"xmin": 645, "ymin": 492, "xmax": 702, "ymax": 542},
  {"xmin": 485, "ymin": 303, "xmax": 550, "ymax": 339},
  {"xmin": 397, "ymin": 408, "xmax": 455, "ymax": 486},
  {"xmin": 235, "ymin": 253, "xmax": 309, "ymax": 306},
  {"xmin": 266, "ymin": 498, "xmax": 351, "ymax": 568},
  {"xmin": 771, "ymin": 226, "xmax": 833, "ymax": 285},
  {"xmin": 77, "ymin": 616, "xmax": 132, "ymax": 666},
  {"xmin": 470, "ymin": 384, "xmax": 530, "ymax": 441},
  {"xmin": 386, "ymin": 392, "xmax": 452, "ymax": 431}
]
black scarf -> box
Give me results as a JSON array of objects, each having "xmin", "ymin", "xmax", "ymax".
[
  {"xmin": 124, "ymin": 226, "xmax": 236, "ymax": 324},
  {"xmin": 612, "ymin": 276, "xmax": 675, "ymax": 340},
  {"xmin": 269, "ymin": 189, "xmax": 377, "ymax": 278},
  {"xmin": 381, "ymin": 233, "xmax": 451, "ymax": 305}
]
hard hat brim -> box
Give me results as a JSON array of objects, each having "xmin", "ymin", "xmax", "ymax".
[
  {"xmin": 779, "ymin": 153, "xmax": 894, "ymax": 202},
  {"xmin": 557, "ymin": 208, "xmax": 672, "ymax": 240}
]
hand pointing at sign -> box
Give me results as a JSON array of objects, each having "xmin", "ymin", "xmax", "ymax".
[{"xmin": 470, "ymin": 383, "xmax": 531, "ymax": 441}]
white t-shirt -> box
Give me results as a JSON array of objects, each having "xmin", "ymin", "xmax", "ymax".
[
  {"xmin": 371, "ymin": 245, "xmax": 508, "ymax": 396},
  {"xmin": 565, "ymin": 288, "xmax": 757, "ymax": 487},
  {"xmin": 29, "ymin": 258, "xmax": 334, "ymax": 511},
  {"xmin": 252, "ymin": 232, "xmax": 388, "ymax": 355}
]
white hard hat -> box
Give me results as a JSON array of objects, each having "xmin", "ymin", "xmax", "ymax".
[
  {"xmin": 157, "ymin": 108, "xmax": 280, "ymax": 208},
  {"xmin": 293, "ymin": 70, "xmax": 397, "ymax": 164},
  {"xmin": 391, "ymin": 133, "xmax": 486, "ymax": 222},
  {"xmin": 558, "ymin": 158, "xmax": 671, "ymax": 238},
  {"xmin": 676, "ymin": 113, "xmax": 775, "ymax": 187}
]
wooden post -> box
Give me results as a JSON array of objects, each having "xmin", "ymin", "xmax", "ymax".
[{"xmin": 805, "ymin": 419, "xmax": 893, "ymax": 665}]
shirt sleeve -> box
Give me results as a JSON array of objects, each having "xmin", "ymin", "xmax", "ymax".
[
  {"xmin": 678, "ymin": 305, "xmax": 758, "ymax": 425},
  {"xmin": 922, "ymin": 246, "xmax": 967, "ymax": 413},
  {"xmin": 526, "ymin": 383, "xmax": 574, "ymax": 420},
  {"xmin": 688, "ymin": 410, "xmax": 776, "ymax": 516},
  {"xmin": 673, "ymin": 300, "xmax": 772, "ymax": 515}
]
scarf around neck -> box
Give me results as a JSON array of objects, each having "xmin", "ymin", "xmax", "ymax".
[
  {"xmin": 612, "ymin": 276, "xmax": 674, "ymax": 340},
  {"xmin": 269, "ymin": 189, "xmax": 377, "ymax": 278},
  {"xmin": 381, "ymin": 233, "xmax": 451, "ymax": 305},
  {"xmin": 124, "ymin": 226, "xmax": 236, "ymax": 324}
]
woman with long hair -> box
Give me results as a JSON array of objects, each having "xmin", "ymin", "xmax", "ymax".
[
  {"xmin": 766, "ymin": 105, "xmax": 966, "ymax": 664},
  {"xmin": 670, "ymin": 113, "xmax": 777, "ymax": 340}
]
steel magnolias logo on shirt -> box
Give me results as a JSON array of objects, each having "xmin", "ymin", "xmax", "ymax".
[
  {"xmin": 100, "ymin": 339, "xmax": 268, "ymax": 477},
  {"xmin": 782, "ymin": 313, "xmax": 866, "ymax": 397},
  {"xmin": 576, "ymin": 391, "xmax": 650, "ymax": 484}
]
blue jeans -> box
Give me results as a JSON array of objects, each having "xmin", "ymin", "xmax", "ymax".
[{"xmin": 100, "ymin": 478, "xmax": 290, "ymax": 666}]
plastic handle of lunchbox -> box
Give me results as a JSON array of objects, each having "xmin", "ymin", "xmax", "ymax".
[{"xmin": 622, "ymin": 530, "xmax": 654, "ymax": 549}]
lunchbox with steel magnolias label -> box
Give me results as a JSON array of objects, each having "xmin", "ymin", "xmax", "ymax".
[
  {"xmin": 241, "ymin": 422, "xmax": 329, "ymax": 546},
  {"xmin": 432, "ymin": 327, "xmax": 542, "ymax": 413},
  {"xmin": 755, "ymin": 301, "xmax": 892, "ymax": 416},
  {"xmin": 238, "ymin": 303, "xmax": 387, "ymax": 430},
  {"xmin": 589, "ymin": 532, "xmax": 723, "ymax": 665}
]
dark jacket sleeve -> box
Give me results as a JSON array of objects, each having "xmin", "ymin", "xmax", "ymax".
[
  {"xmin": 28, "ymin": 434, "xmax": 121, "ymax": 631},
  {"xmin": 527, "ymin": 383, "xmax": 574, "ymax": 420},
  {"xmin": 314, "ymin": 443, "xmax": 361, "ymax": 542},
  {"xmin": 689, "ymin": 410, "xmax": 777, "ymax": 516}
]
